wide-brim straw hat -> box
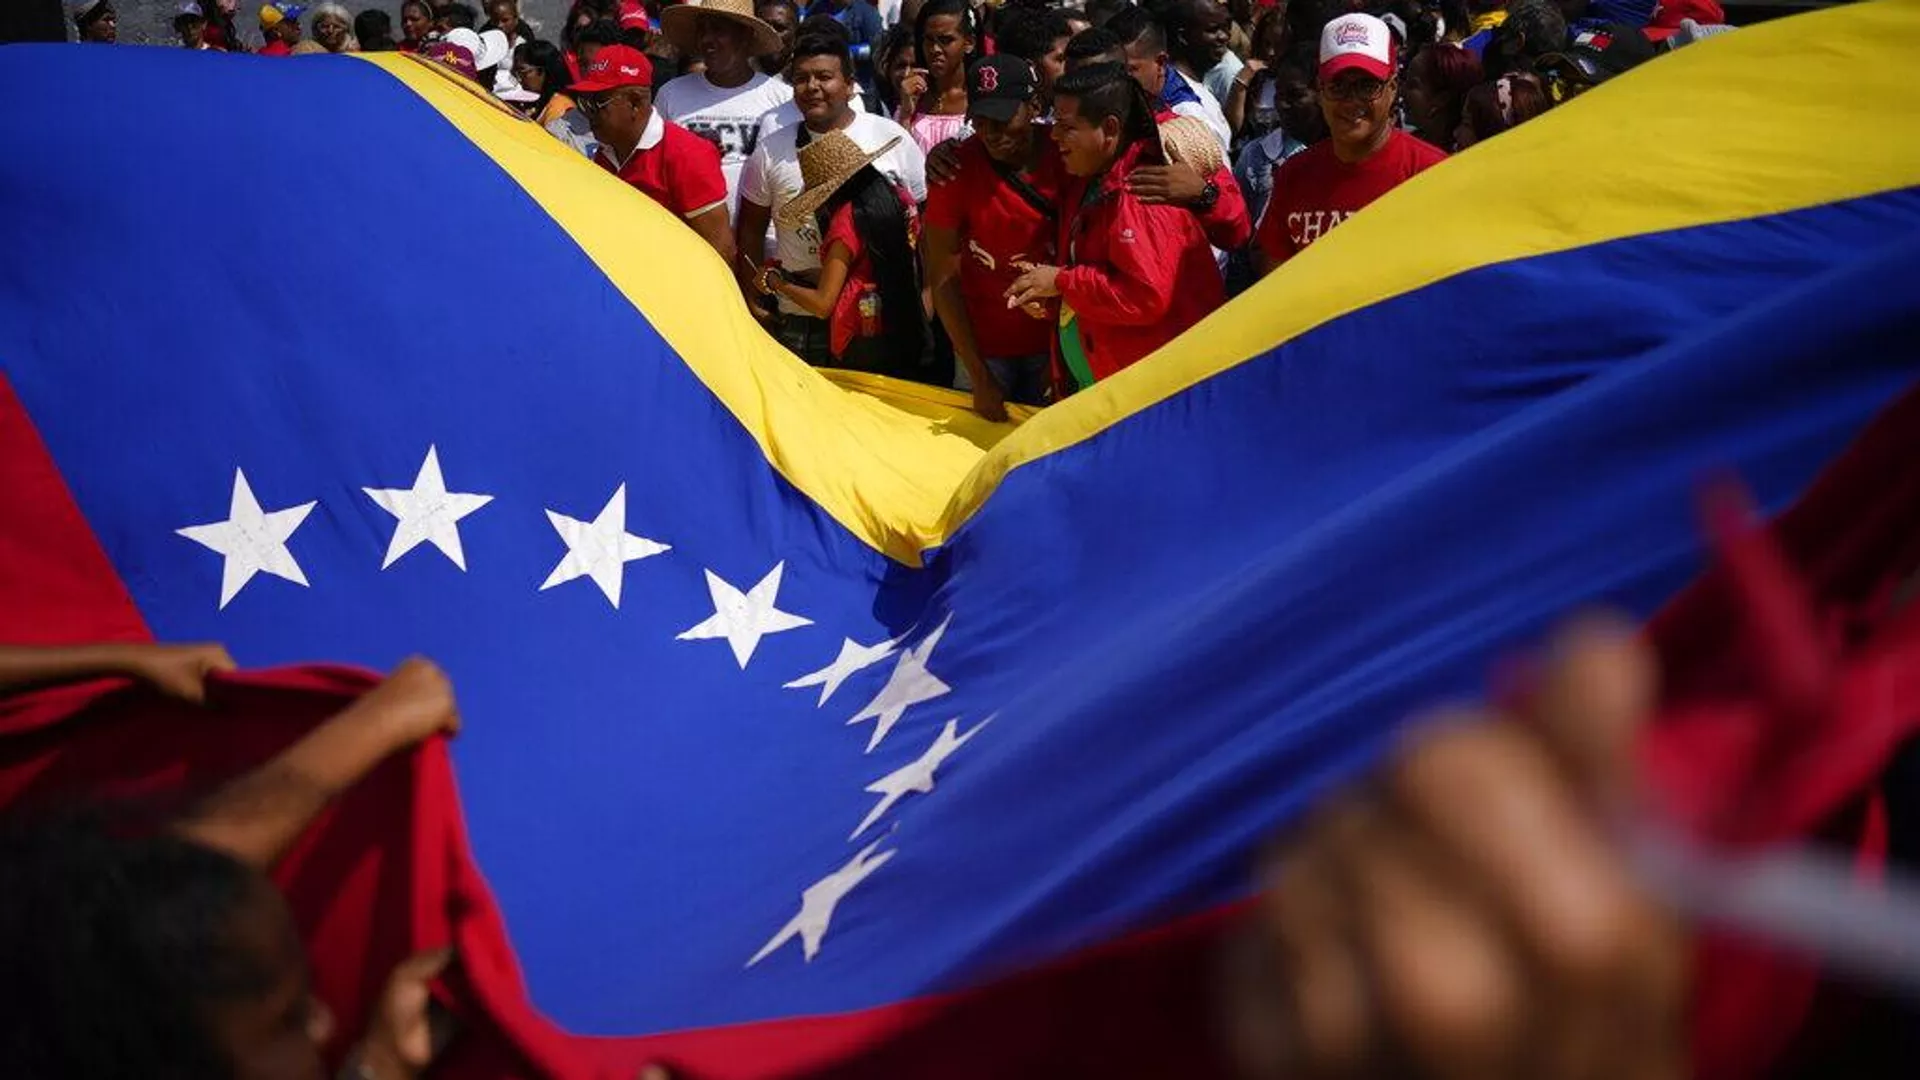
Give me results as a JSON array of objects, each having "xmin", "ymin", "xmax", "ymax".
[
  {"xmin": 1156, "ymin": 115, "xmax": 1225, "ymax": 177},
  {"xmin": 775, "ymin": 130, "xmax": 902, "ymax": 232},
  {"xmin": 661, "ymin": 0, "xmax": 786, "ymax": 60}
]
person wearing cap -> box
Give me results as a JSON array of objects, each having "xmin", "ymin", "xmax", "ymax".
[
  {"xmin": 1255, "ymin": 13, "xmax": 1447, "ymax": 275},
  {"xmin": 175, "ymin": 2, "xmax": 218, "ymax": 48},
  {"xmin": 576, "ymin": 45, "xmax": 737, "ymax": 265},
  {"xmin": 926, "ymin": 55, "xmax": 1065, "ymax": 419},
  {"xmin": 656, "ymin": 0, "xmax": 796, "ymax": 220},
  {"xmin": 1005, "ymin": 63, "xmax": 1223, "ymax": 394},
  {"xmin": 737, "ymin": 28, "xmax": 925, "ymax": 364},
  {"xmin": 72, "ymin": 0, "xmax": 116, "ymax": 43},
  {"xmin": 258, "ymin": 2, "xmax": 305, "ymax": 55}
]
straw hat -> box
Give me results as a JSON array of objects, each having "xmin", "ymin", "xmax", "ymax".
[
  {"xmin": 775, "ymin": 130, "xmax": 902, "ymax": 232},
  {"xmin": 1156, "ymin": 115, "xmax": 1224, "ymax": 177},
  {"xmin": 661, "ymin": 0, "xmax": 785, "ymax": 61}
]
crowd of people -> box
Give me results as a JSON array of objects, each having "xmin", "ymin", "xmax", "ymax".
[{"xmin": 56, "ymin": 0, "xmax": 1735, "ymax": 419}]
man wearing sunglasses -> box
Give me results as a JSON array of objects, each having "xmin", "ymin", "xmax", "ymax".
[
  {"xmin": 1255, "ymin": 13, "xmax": 1448, "ymax": 275},
  {"xmin": 575, "ymin": 45, "xmax": 737, "ymax": 264}
]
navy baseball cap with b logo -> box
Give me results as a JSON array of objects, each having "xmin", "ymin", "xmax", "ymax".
[{"xmin": 967, "ymin": 55, "xmax": 1038, "ymax": 123}]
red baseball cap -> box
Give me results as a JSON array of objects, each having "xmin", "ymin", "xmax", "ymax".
[
  {"xmin": 572, "ymin": 44, "xmax": 653, "ymax": 93},
  {"xmin": 1318, "ymin": 13, "xmax": 1396, "ymax": 82}
]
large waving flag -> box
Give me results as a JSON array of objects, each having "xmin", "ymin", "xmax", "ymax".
[{"xmin": 3, "ymin": 1, "xmax": 1920, "ymax": 1076}]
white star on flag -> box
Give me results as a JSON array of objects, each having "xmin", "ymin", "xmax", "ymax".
[
  {"xmin": 540, "ymin": 483, "xmax": 670, "ymax": 609},
  {"xmin": 848, "ymin": 616, "xmax": 953, "ymax": 752},
  {"xmin": 176, "ymin": 468, "xmax": 316, "ymax": 609},
  {"xmin": 747, "ymin": 840, "xmax": 896, "ymax": 967},
  {"xmin": 851, "ymin": 716, "xmax": 990, "ymax": 840},
  {"xmin": 362, "ymin": 445, "xmax": 493, "ymax": 571},
  {"xmin": 784, "ymin": 634, "xmax": 901, "ymax": 707},
  {"xmin": 677, "ymin": 562, "xmax": 813, "ymax": 668}
]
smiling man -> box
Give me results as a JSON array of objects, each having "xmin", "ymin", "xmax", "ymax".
[
  {"xmin": 656, "ymin": 0, "xmax": 795, "ymax": 219},
  {"xmin": 1255, "ymin": 12, "xmax": 1448, "ymax": 275}
]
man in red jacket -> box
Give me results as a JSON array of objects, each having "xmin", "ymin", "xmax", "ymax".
[{"xmin": 1007, "ymin": 63, "xmax": 1222, "ymax": 393}]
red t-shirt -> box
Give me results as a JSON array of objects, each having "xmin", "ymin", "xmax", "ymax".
[
  {"xmin": 1255, "ymin": 129, "xmax": 1447, "ymax": 266},
  {"xmin": 822, "ymin": 187, "xmax": 921, "ymax": 360},
  {"xmin": 595, "ymin": 112, "xmax": 729, "ymax": 221},
  {"xmin": 923, "ymin": 136, "xmax": 1061, "ymax": 361},
  {"xmin": 259, "ymin": 38, "xmax": 293, "ymax": 56}
]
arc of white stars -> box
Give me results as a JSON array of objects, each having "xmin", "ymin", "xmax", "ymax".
[
  {"xmin": 783, "ymin": 634, "xmax": 902, "ymax": 707},
  {"xmin": 540, "ymin": 483, "xmax": 670, "ymax": 609},
  {"xmin": 747, "ymin": 840, "xmax": 896, "ymax": 968},
  {"xmin": 677, "ymin": 562, "xmax": 813, "ymax": 669},
  {"xmin": 176, "ymin": 468, "xmax": 316, "ymax": 609},
  {"xmin": 362, "ymin": 445, "xmax": 494, "ymax": 571},
  {"xmin": 851, "ymin": 716, "xmax": 991, "ymax": 840},
  {"xmin": 847, "ymin": 615, "xmax": 953, "ymax": 753}
]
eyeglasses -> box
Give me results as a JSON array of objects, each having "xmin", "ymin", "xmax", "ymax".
[{"xmin": 1321, "ymin": 77, "xmax": 1391, "ymax": 103}]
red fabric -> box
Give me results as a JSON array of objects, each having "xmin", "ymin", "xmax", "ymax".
[
  {"xmin": 1652, "ymin": 0, "xmax": 1726, "ymax": 29},
  {"xmin": 259, "ymin": 38, "xmax": 293, "ymax": 56},
  {"xmin": 1055, "ymin": 140, "xmax": 1223, "ymax": 381},
  {"xmin": 923, "ymin": 135, "xmax": 1060, "ymax": 361},
  {"xmin": 821, "ymin": 186, "xmax": 921, "ymax": 359},
  {"xmin": 1254, "ymin": 128, "xmax": 1446, "ymax": 266},
  {"xmin": 5, "ymin": 358, "xmax": 1920, "ymax": 1080},
  {"xmin": 596, "ymin": 119, "xmax": 728, "ymax": 219}
]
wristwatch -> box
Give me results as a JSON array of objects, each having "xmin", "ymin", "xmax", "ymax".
[{"xmin": 1194, "ymin": 180, "xmax": 1220, "ymax": 213}]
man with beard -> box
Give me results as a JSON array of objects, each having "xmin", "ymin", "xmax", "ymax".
[
  {"xmin": 1256, "ymin": 13, "xmax": 1447, "ymax": 274},
  {"xmin": 656, "ymin": 0, "xmax": 795, "ymax": 219},
  {"xmin": 737, "ymin": 28, "xmax": 925, "ymax": 363}
]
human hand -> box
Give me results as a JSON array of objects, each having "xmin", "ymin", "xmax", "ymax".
[
  {"xmin": 353, "ymin": 657, "xmax": 461, "ymax": 754},
  {"xmin": 897, "ymin": 68, "xmax": 929, "ymax": 113},
  {"xmin": 1243, "ymin": 57, "xmax": 1267, "ymax": 76},
  {"xmin": 753, "ymin": 265, "xmax": 783, "ymax": 296},
  {"xmin": 354, "ymin": 947, "xmax": 455, "ymax": 1080},
  {"xmin": 1236, "ymin": 619, "xmax": 1686, "ymax": 1080},
  {"xmin": 926, "ymin": 136, "xmax": 966, "ymax": 184},
  {"xmin": 1127, "ymin": 162, "xmax": 1207, "ymax": 205},
  {"xmin": 1006, "ymin": 264, "xmax": 1061, "ymax": 307},
  {"xmin": 119, "ymin": 642, "xmax": 237, "ymax": 704},
  {"xmin": 971, "ymin": 377, "xmax": 1009, "ymax": 423}
]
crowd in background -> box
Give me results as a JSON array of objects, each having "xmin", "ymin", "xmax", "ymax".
[{"xmin": 59, "ymin": 0, "xmax": 1736, "ymax": 418}]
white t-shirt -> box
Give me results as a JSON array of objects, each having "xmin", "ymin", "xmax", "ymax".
[
  {"xmin": 738, "ymin": 111, "xmax": 928, "ymax": 315},
  {"xmin": 1171, "ymin": 68, "xmax": 1233, "ymax": 152},
  {"xmin": 756, "ymin": 92, "xmax": 866, "ymax": 142},
  {"xmin": 654, "ymin": 71, "xmax": 795, "ymax": 217}
]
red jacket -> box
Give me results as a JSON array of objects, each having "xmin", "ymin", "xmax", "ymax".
[
  {"xmin": 1152, "ymin": 107, "xmax": 1253, "ymax": 251},
  {"xmin": 1056, "ymin": 140, "xmax": 1225, "ymax": 382}
]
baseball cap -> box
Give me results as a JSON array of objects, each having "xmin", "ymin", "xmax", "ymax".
[
  {"xmin": 1565, "ymin": 23, "xmax": 1658, "ymax": 80},
  {"xmin": 176, "ymin": 2, "xmax": 205, "ymax": 17},
  {"xmin": 966, "ymin": 56, "xmax": 1037, "ymax": 123},
  {"xmin": 1319, "ymin": 13, "xmax": 1395, "ymax": 82},
  {"xmin": 258, "ymin": 2, "xmax": 305, "ymax": 28},
  {"xmin": 571, "ymin": 44, "xmax": 654, "ymax": 93}
]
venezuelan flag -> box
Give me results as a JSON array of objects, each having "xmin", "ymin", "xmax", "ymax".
[{"xmin": 1, "ymin": 1, "xmax": 1918, "ymax": 1076}]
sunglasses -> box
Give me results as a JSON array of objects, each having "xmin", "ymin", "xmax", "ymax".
[
  {"xmin": 577, "ymin": 93, "xmax": 637, "ymax": 117},
  {"xmin": 1321, "ymin": 77, "xmax": 1391, "ymax": 103}
]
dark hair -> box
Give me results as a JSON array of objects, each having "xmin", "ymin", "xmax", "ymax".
[
  {"xmin": 791, "ymin": 27, "xmax": 854, "ymax": 75},
  {"xmin": 355, "ymin": 9, "xmax": 396, "ymax": 50},
  {"xmin": 1461, "ymin": 71, "xmax": 1551, "ymax": 143},
  {"xmin": 1486, "ymin": 0, "xmax": 1568, "ymax": 74},
  {"xmin": 815, "ymin": 168, "xmax": 926, "ymax": 370},
  {"xmin": 1248, "ymin": 4, "xmax": 1288, "ymax": 64},
  {"xmin": 1084, "ymin": 0, "xmax": 1135, "ymax": 29},
  {"xmin": 0, "ymin": 813, "xmax": 284, "ymax": 1079},
  {"xmin": 1412, "ymin": 40, "xmax": 1483, "ymax": 107},
  {"xmin": 1105, "ymin": 4, "xmax": 1166, "ymax": 55},
  {"xmin": 995, "ymin": 7, "xmax": 1073, "ymax": 65},
  {"xmin": 1065, "ymin": 25, "xmax": 1124, "ymax": 66},
  {"xmin": 873, "ymin": 25, "xmax": 920, "ymax": 115},
  {"xmin": 757, "ymin": 0, "xmax": 800, "ymax": 20},
  {"xmin": 515, "ymin": 40, "xmax": 573, "ymax": 112},
  {"xmin": 574, "ymin": 17, "xmax": 621, "ymax": 48},
  {"xmin": 913, "ymin": 0, "xmax": 976, "ymax": 69},
  {"xmin": 1054, "ymin": 61, "xmax": 1157, "ymax": 141},
  {"xmin": 436, "ymin": 2, "xmax": 479, "ymax": 30}
]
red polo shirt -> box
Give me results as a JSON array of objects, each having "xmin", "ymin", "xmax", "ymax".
[
  {"xmin": 924, "ymin": 135, "xmax": 1064, "ymax": 362},
  {"xmin": 594, "ymin": 109, "xmax": 728, "ymax": 221}
]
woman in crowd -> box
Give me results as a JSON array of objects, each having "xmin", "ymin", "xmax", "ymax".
[
  {"xmin": 398, "ymin": 0, "xmax": 434, "ymax": 51},
  {"xmin": 1403, "ymin": 40, "xmax": 1483, "ymax": 149},
  {"xmin": 514, "ymin": 40, "xmax": 578, "ymax": 128},
  {"xmin": 897, "ymin": 0, "xmax": 977, "ymax": 154},
  {"xmin": 311, "ymin": 2, "xmax": 357, "ymax": 52},
  {"xmin": 355, "ymin": 8, "xmax": 395, "ymax": 49},
  {"xmin": 1456, "ymin": 69, "xmax": 1551, "ymax": 149},
  {"xmin": 1222, "ymin": 5, "xmax": 1289, "ymax": 150},
  {"xmin": 761, "ymin": 131, "xmax": 927, "ymax": 379},
  {"xmin": 875, "ymin": 27, "xmax": 919, "ymax": 119}
]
